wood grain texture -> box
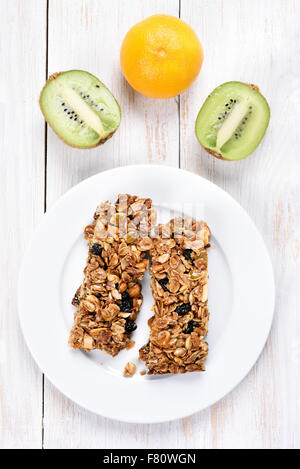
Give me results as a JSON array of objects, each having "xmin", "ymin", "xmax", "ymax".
[
  {"xmin": 45, "ymin": 0, "xmax": 179, "ymax": 214},
  {"xmin": 0, "ymin": 0, "xmax": 46, "ymax": 449},
  {"xmin": 44, "ymin": 0, "xmax": 179, "ymax": 449},
  {"xmin": 180, "ymin": 0, "xmax": 300, "ymax": 449},
  {"xmin": 1, "ymin": 0, "xmax": 299, "ymax": 449}
]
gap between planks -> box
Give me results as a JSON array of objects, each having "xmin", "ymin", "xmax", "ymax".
[
  {"xmin": 42, "ymin": 0, "xmax": 49, "ymax": 450},
  {"xmin": 178, "ymin": 0, "xmax": 181, "ymax": 168}
]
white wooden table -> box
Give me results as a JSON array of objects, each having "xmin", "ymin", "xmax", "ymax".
[{"xmin": 1, "ymin": 0, "xmax": 299, "ymax": 449}]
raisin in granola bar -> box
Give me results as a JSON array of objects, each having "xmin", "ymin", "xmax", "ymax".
[
  {"xmin": 139, "ymin": 217, "xmax": 210, "ymax": 374},
  {"xmin": 69, "ymin": 194, "xmax": 156, "ymax": 356}
]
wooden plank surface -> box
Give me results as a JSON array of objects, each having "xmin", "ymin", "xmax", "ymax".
[
  {"xmin": 180, "ymin": 0, "xmax": 300, "ymax": 449},
  {"xmin": 1, "ymin": 0, "xmax": 299, "ymax": 449},
  {"xmin": 0, "ymin": 0, "xmax": 46, "ymax": 449},
  {"xmin": 44, "ymin": 0, "xmax": 180, "ymax": 449}
]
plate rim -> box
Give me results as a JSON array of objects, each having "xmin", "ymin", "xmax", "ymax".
[{"xmin": 18, "ymin": 164, "xmax": 275, "ymax": 424}]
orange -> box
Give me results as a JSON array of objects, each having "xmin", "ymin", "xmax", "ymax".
[{"xmin": 120, "ymin": 14, "xmax": 203, "ymax": 99}]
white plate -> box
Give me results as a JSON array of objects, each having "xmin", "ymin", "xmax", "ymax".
[{"xmin": 18, "ymin": 165, "xmax": 275, "ymax": 424}]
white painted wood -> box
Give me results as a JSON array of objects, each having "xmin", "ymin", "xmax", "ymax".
[
  {"xmin": 45, "ymin": 0, "xmax": 179, "ymax": 215},
  {"xmin": 44, "ymin": 0, "xmax": 180, "ymax": 449},
  {"xmin": 0, "ymin": 0, "xmax": 46, "ymax": 449},
  {"xmin": 180, "ymin": 0, "xmax": 300, "ymax": 449},
  {"xmin": 1, "ymin": 0, "xmax": 299, "ymax": 449}
]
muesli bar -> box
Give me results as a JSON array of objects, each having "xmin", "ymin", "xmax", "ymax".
[
  {"xmin": 69, "ymin": 194, "xmax": 156, "ymax": 356},
  {"xmin": 139, "ymin": 217, "xmax": 210, "ymax": 374}
]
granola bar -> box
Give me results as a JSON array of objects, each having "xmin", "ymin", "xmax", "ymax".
[
  {"xmin": 139, "ymin": 217, "xmax": 210, "ymax": 374},
  {"xmin": 69, "ymin": 194, "xmax": 156, "ymax": 356}
]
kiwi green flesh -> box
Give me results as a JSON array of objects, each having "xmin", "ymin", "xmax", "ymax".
[
  {"xmin": 195, "ymin": 82, "xmax": 270, "ymax": 161},
  {"xmin": 40, "ymin": 70, "xmax": 121, "ymax": 148}
]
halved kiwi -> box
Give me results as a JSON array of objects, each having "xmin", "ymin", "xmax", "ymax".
[
  {"xmin": 40, "ymin": 70, "xmax": 121, "ymax": 149},
  {"xmin": 195, "ymin": 82, "xmax": 270, "ymax": 161}
]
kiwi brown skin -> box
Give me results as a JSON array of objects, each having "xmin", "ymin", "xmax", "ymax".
[
  {"xmin": 39, "ymin": 72, "xmax": 121, "ymax": 149},
  {"xmin": 198, "ymin": 83, "xmax": 262, "ymax": 161}
]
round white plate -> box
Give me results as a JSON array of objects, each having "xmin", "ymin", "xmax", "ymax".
[{"xmin": 18, "ymin": 165, "xmax": 275, "ymax": 424}]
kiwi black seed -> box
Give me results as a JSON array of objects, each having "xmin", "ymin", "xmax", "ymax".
[
  {"xmin": 195, "ymin": 81, "xmax": 270, "ymax": 161},
  {"xmin": 39, "ymin": 70, "xmax": 121, "ymax": 149}
]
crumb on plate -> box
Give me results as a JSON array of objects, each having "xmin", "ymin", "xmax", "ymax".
[{"xmin": 123, "ymin": 361, "xmax": 136, "ymax": 377}]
